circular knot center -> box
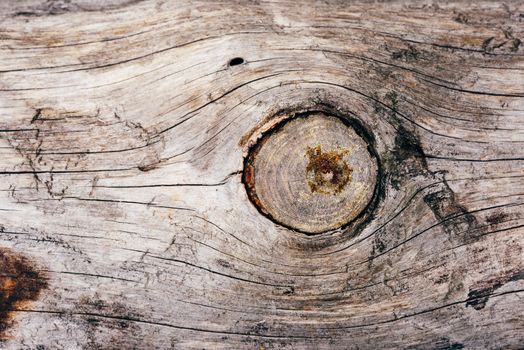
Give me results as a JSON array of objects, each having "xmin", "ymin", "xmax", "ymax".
[{"xmin": 305, "ymin": 146, "xmax": 352, "ymax": 194}]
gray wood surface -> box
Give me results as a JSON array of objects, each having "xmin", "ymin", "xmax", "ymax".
[{"xmin": 0, "ymin": 1, "xmax": 523, "ymax": 349}]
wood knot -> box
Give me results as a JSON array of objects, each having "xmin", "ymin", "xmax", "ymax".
[{"xmin": 243, "ymin": 112, "xmax": 378, "ymax": 234}]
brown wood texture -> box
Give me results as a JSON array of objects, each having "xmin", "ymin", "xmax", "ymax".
[{"xmin": 0, "ymin": 1, "xmax": 523, "ymax": 349}]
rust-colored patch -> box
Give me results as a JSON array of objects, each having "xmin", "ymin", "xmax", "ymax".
[
  {"xmin": 305, "ymin": 146, "xmax": 352, "ymax": 195},
  {"xmin": 0, "ymin": 248, "xmax": 48, "ymax": 339},
  {"xmin": 243, "ymin": 158, "xmax": 266, "ymax": 214}
]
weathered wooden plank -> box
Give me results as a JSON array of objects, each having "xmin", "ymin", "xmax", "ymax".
[{"xmin": 0, "ymin": 0, "xmax": 523, "ymax": 349}]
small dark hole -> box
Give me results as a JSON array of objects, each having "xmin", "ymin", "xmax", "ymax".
[{"xmin": 229, "ymin": 57, "xmax": 244, "ymax": 66}]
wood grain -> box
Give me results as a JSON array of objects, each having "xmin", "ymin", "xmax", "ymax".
[{"xmin": 0, "ymin": 0, "xmax": 523, "ymax": 349}]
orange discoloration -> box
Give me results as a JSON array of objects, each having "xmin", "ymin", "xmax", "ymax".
[
  {"xmin": 243, "ymin": 160, "xmax": 265, "ymax": 213},
  {"xmin": 0, "ymin": 248, "xmax": 48, "ymax": 339},
  {"xmin": 305, "ymin": 146, "xmax": 352, "ymax": 195}
]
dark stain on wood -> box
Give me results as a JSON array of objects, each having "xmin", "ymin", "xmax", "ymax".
[
  {"xmin": 378, "ymin": 105, "xmax": 477, "ymax": 242},
  {"xmin": 392, "ymin": 125, "xmax": 427, "ymax": 167},
  {"xmin": 391, "ymin": 45, "xmax": 420, "ymax": 62},
  {"xmin": 454, "ymin": 13, "xmax": 469, "ymax": 24},
  {"xmin": 71, "ymin": 296, "xmax": 143, "ymax": 348},
  {"xmin": 305, "ymin": 145, "xmax": 352, "ymax": 195},
  {"xmin": 466, "ymin": 269, "xmax": 524, "ymax": 310},
  {"xmin": 387, "ymin": 124, "xmax": 428, "ymax": 190},
  {"xmin": 430, "ymin": 337, "xmax": 465, "ymax": 350},
  {"xmin": 0, "ymin": 248, "xmax": 48, "ymax": 339},
  {"xmin": 485, "ymin": 212, "xmax": 508, "ymax": 225},
  {"xmin": 423, "ymin": 181, "xmax": 477, "ymax": 239}
]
